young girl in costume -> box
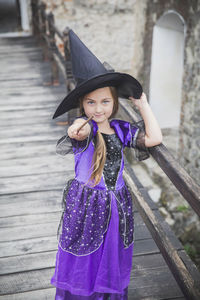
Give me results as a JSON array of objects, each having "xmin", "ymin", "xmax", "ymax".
[{"xmin": 51, "ymin": 30, "xmax": 163, "ymax": 300}]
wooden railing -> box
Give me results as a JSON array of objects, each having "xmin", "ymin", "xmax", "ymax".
[
  {"xmin": 31, "ymin": 0, "xmax": 75, "ymax": 89},
  {"xmin": 31, "ymin": 1, "xmax": 200, "ymax": 299}
]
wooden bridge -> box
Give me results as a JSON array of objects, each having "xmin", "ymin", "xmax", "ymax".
[{"xmin": 0, "ymin": 1, "xmax": 200, "ymax": 299}]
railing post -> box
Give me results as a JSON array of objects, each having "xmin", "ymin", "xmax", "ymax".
[
  {"xmin": 31, "ymin": 0, "xmax": 40, "ymax": 38},
  {"xmin": 40, "ymin": 2, "xmax": 48, "ymax": 61},
  {"xmin": 47, "ymin": 12, "xmax": 59, "ymax": 85},
  {"xmin": 62, "ymin": 27, "xmax": 75, "ymax": 91},
  {"xmin": 36, "ymin": 1, "xmax": 43, "ymax": 46},
  {"xmin": 63, "ymin": 27, "xmax": 78, "ymax": 122}
]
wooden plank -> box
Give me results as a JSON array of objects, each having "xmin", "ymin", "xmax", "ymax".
[
  {"xmin": 133, "ymin": 188, "xmax": 158, "ymax": 211},
  {"xmin": 0, "ymin": 222, "xmax": 58, "ymax": 242},
  {"xmin": 0, "ymin": 236, "xmax": 58, "ymax": 257},
  {"xmin": 0, "ymin": 71, "xmax": 48, "ymax": 81},
  {"xmin": 0, "ymin": 217, "xmax": 181, "ymax": 248},
  {"xmin": 0, "ymin": 211, "xmax": 61, "ymax": 227},
  {"xmin": 166, "ymin": 298, "xmax": 185, "ymax": 300},
  {"xmin": 0, "ymin": 246, "xmax": 176, "ymax": 277},
  {"xmin": 0, "ymin": 288, "xmax": 56, "ymax": 300},
  {"xmin": 0, "ymin": 94, "xmax": 64, "ymax": 106},
  {"xmin": 0, "ymin": 86, "xmax": 66, "ymax": 97},
  {"xmin": 134, "ymin": 211, "xmax": 183, "ymax": 249},
  {"xmin": 0, "ymin": 117, "xmax": 62, "ymax": 131},
  {"xmin": 0, "ymin": 57, "xmax": 42, "ymax": 63},
  {"xmin": 133, "ymin": 237, "xmax": 181, "ymax": 257},
  {"xmin": 0, "ymin": 56, "xmax": 43, "ymax": 64},
  {"xmin": 0, "ymin": 59, "xmax": 42, "ymax": 66},
  {"xmin": 0, "ymin": 95, "xmax": 61, "ymax": 106},
  {"xmin": 130, "ymin": 254, "xmax": 184, "ymax": 299},
  {"xmin": 0, "ymin": 268, "xmax": 54, "ymax": 295},
  {"xmin": 129, "ymin": 283, "xmax": 183, "ymax": 300},
  {"xmin": 0, "ymin": 154, "xmax": 74, "ymax": 177},
  {"xmin": 134, "ymin": 223, "xmax": 182, "ymax": 249},
  {"xmin": 0, "ymin": 236, "xmax": 159, "ymax": 259},
  {"xmin": 178, "ymin": 250, "xmax": 200, "ymax": 286},
  {"xmin": 0, "ymin": 189, "xmax": 63, "ymax": 206},
  {"xmin": 0, "ymin": 142, "xmax": 57, "ymax": 159},
  {"xmin": 0, "ymin": 103, "xmax": 56, "ymax": 112},
  {"xmin": 0, "ymin": 251, "xmax": 57, "ymax": 275},
  {"xmin": 0, "ymin": 171, "xmax": 73, "ymax": 195},
  {"xmin": 0, "ymin": 79, "xmax": 50, "ymax": 88},
  {"xmin": 0, "ymin": 52, "xmax": 41, "ymax": 58},
  {"xmin": 0, "ymin": 110, "xmax": 63, "ymax": 127},
  {"xmin": 0, "ymin": 250, "xmax": 166, "ymax": 277},
  {"xmin": 0, "ymin": 114, "xmax": 58, "ymax": 127},
  {"xmin": 132, "ymin": 252, "xmax": 192, "ymax": 300},
  {"xmin": 132, "ymin": 252, "xmax": 174, "ymax": 271},
  {"xmin": 1, "ymin": 83, "xmax": 65, "ymax": 91},
  {"xmin": 0, "ymin": 123, "xmax": 62, "ymax": 138},
  {"xmin": 0, "ymin": 134, "xmax": 59, "ymax": 145},
  {"xmin": 0, "ymin": 46, "xmax": 42, "ymax": 53},
  {"xmin": 0, "ymin": 253, "xmax": 184, "ymax": 297}
]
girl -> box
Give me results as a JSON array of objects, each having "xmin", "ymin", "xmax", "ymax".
[{"xmin": 51, "ymin": 29, "xmax": 162, "ymax": 300}]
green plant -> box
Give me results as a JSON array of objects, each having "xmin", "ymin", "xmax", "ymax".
[
  {"xmin": 184, "ymin": 243, "xmax": 197, "ymax": 260},
  {"xmin": 176, "ymin": 205, "xmax": 189, "ymax": 212}
]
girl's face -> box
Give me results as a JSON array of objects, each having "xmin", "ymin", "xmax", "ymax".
[{"xmin": 82, "ymin": 87, "xmax": 114, "ymax": 125}]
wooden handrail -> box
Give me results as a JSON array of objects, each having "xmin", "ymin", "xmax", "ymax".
[
  {"xmin": 119, "ymin": 98, "xmax": 200, "ymax": 218},
  {"xmin": 30, "ymin": 1, "xmax": 200, "ymax": 298},
  {"xmin": 124, "ymin": 160, "xmax": 200, "ymax": 300}
]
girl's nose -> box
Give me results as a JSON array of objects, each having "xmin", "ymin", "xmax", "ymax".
[{"xmin": 95, "ymin": 104, "xmax": 103, "ymax": 113}]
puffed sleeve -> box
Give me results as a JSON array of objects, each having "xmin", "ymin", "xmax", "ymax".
[
  {"xmin": 109, "ymin": 119, "xmax": 150, "ymax": 161},
  {"xmin": 130, "ymin": 120, "xmax": 150, "ymax": 161},
  {"xmin": 56, "ymin": 116, "xmax": 98, "ymax": 156}
]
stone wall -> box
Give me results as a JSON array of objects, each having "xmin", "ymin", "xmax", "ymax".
[
  {"xmin": 43, "ymin": 0, "xmax": 147, "ymax": 80},
  {"xmin": 141, "ymin": 0, "xmax": 200, "ymax": 182},
  {"xmin": 141, "ymin": 0, "xmax": 200, "ymax": 269},
  {"xmin": 178, "ymin": 2, "xmax": 200, "ymax": 180}
]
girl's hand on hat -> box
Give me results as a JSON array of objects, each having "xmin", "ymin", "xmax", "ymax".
[
  {"xmin": 68, "ymin": 122, "xmax": 90, "ymax": 141},
  {"xmin": 129, "ymin": 92, "xmax": 148, "ymax": 110}
]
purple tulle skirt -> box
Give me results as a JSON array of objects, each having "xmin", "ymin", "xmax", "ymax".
[{"xmin": 51, "ymin": 192, "xmax": 134, "ymax": 299}]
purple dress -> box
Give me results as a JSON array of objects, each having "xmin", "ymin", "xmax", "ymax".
[{"xmin": 50, "ymin": 118, "xmax": 149, "ymax": 299}]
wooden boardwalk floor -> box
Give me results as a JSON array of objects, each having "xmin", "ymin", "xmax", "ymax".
[{"xmin": 0, "ymin": 36, "xmax": 188, "ymax": 299}]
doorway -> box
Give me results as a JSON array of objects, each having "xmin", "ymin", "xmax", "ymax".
[
  {"xmin": 0, "ymin": 0, "xmax": 21, "ymax": 33},
  {"xmin": 149, "ymin": 11, "xmax": 185, "ymax": 129},
  {"xmin": 0, "ymin": 0, "xmax": 31, "ymax": 35}
]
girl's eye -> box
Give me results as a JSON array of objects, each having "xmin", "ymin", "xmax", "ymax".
[{"xmin": 86, "ymin": 100, "xmax": 110, "ymax": 104}]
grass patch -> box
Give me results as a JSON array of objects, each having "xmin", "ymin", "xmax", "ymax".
[
  {"xmin": 176, "ymin": 205, "xmax": 189, "ymax": 212},
  {"xmin": 184, "ymin": 243, "xmax": 197, "ymax": 260}
]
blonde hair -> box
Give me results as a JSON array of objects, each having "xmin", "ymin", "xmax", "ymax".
[{"xmin": 79, "ymin": 86, "xmax": 118, "ymax": 186}]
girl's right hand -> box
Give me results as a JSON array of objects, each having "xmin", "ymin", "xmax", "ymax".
[
  {"xmin": 129, "ymin": 92, "xmax": 148, "ymax": 110},
  {"xmin": 67, "ymin": 121, "xmax": 90, "ymax": 141}
]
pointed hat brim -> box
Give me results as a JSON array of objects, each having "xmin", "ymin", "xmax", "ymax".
[{"xmin": 52, "ymin": 72, "xmax": 142, "ymax": 119}]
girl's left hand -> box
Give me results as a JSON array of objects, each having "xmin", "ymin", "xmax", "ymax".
[{"xmin": 129, "ymin": 92, "xmax": 148, "ymax": 110}]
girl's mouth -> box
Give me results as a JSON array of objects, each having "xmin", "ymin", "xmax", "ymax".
[{"xmin": 94, "ymin": 114, "xmax": 104, "ymax": 117}]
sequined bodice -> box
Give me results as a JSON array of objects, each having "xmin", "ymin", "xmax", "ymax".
[{"xmin": 101, "ymin": 133, "xmax": 123, "ymax": 190}]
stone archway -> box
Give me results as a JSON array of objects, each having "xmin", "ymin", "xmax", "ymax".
[{"xmin": 149, "ymin": 11, "xmax": 185, "ymax": 129}]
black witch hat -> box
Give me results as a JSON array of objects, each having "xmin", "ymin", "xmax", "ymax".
[{"xmin": 52, "ymin": 29, "xmax": 143, "ymax": 119}]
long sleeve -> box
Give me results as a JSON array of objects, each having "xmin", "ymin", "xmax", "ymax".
[
  {"xmin": 132, "ymin": 120, "xmax": 150, "ymax": 161},
  {"xmin": 56, "ymin": 116, "xmax": 98, "ymax": 156}
]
